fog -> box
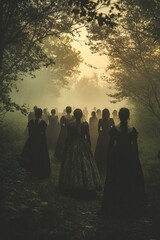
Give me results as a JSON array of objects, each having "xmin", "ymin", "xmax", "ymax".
[
  {"xmin": 11, "ymin": 29, "xmax": 128, "ymax": 115},
  {"xmin": 11, "ymin": 71, "xmax": 129, "ymax": 116}
]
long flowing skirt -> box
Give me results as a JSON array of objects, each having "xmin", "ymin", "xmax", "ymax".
[
  {"xmin": 59, "ymin": 138, "xmax": 101, "ymax": 198},
  {"xmin": 95, "ymin": 132, "xmax": 109, "ymax": 175},
  {"xmin": 101, "ymin": 149, "xmax": 145, "ymax": 216},
  {"xmin": 22, "ymin": 137, "xmax": 51, "ymax": 179}
]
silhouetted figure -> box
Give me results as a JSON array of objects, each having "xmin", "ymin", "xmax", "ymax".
[
  {"xmin": 112, "ymin": 109, "xmax": 119, "ymax": 125},
  {"xmin": 101, "ymin": 108, "xmax": 145, "ymax": 217},
  {"xmin": 83, "ymin": 106, "xmax": 89, "ymax": 122},
  {"xmin": 47, "ymin": 109, "xmax": 60, "ymax": 150},
  {"xmin": 59, "ymin": 108, "xmax": 101, "ymax": 199},
  {"xmin": 55, "ymin": 107, "xmax": 61, "ymax": 120},
  {"xmin": 89, "ymin": 111, "xmax": 98, "ymax": 152},
  {"xmin": 61, "ymin": 108, "xmax": 66, "ymax": 118},
  {"xmin": 28, "ymin": 105, "xmax": 38, "ymax": 122},
  {"xmin": 42, "ymin": 108, "xmax": 50, "ymax": 125},
  {"xmin": 22, "ymin": 108, "xmax": 51, "ymax": 179},
  {"xmin": 82, "ymin": 113, "xmax": 87, "ymax": 122},
  {"xmin": 24, "ymin": 105, "xmax": 38, "ymax": 140},
  {"xmin": 96, "ymin": 109, "xmax": 102, "ymax": 120},
  {"xmin": 95, "ymin": 108, "xmax": 114, "ymax": 175},
  {"xmin": 55, "ymin": 106, "xmax": 74, "ymax": 161},
  {"xmin": 93, "ymin": 107, "xmax": 97, "ymax": 112}
]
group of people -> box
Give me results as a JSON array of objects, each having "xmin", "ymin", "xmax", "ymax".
[{"xmin": 21, "ymin": 105, "xmax": 145, "ymax": 217}]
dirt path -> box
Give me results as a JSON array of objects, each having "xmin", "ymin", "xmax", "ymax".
[{"xmin": 36, "ymin": 155, "xmax": 159, "ymax": 240}]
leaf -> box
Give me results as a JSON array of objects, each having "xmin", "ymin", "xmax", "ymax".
[{"xmin": 84, "ymin": 225, "xmax": 93, "ymax": 229}]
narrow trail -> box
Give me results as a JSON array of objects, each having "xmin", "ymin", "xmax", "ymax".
[{"xmin": 36, "ymin": 152, "xmax": 159, "ymax": 240}]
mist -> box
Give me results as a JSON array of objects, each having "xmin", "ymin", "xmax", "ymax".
[
  {"xmin": 11, "ymin": 30, "xmax": 128, "ymax": 115},
  {"xmin": 11, "ymin": 71, "xmax": 129, "ymax": 115}
]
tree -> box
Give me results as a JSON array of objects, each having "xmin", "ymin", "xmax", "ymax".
[
  {"xmin": 12, "ymin": 36, "xmax": 82, "ymax": 108},
  {"xmin": 60, "ymin": 73, "xmax": 111, "ymax": 111},
  {"xmin": 0, "ymin": 0, "xmax": 81, "ymax": 113},
  {"xmin": 123, "ymin": 0, "xmax": 160, "ymax": 40},
  {"xmin": 86, "ymin": 1, "xmax": 160, "ymax": 121},
  {"xmin": 44, "ymin": 36, "xmax": 82, "ymax": 87},
  {"xmin": 0, "ymin": 0, "xmax": 122, "ymax": 114}
]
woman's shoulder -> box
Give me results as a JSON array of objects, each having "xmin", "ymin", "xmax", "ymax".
[
  {"xmin": 131, "ymin": 127, "xmax": 138, "ymax": 136},
  {"xmin": 109, "ymin": 117, "xmax": 114, "ymax": 123},
  {"xmin": 60, "ymin": 115, "xmax": 67, "ymax": 124},
  {"xmin": 28, "ymin": 119, "xmax": 34, "ymax": 127},
  {"xmin": 114, "ymin": 124, "xmax": 138, "ymax": 134},
  {"xmin": 28, "ymin": 119, "xmax": 34, "ymax": 124},
  {"xmin": 61, "ymin": 115, "xmax": 66, "ymax": 120},
  {"xmin": 39, "ymin": 119, "xmax": 47, "ymax": 127}
]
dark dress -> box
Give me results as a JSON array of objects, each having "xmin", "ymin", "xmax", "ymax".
[
  {"xmin": 59, "ymin": 121, "xmax": 101, "ymax": 198},
  {"xmin": 55, "ymin": 115, "xmax": 74, "ymax": 161},
  {"xmin": 101, "ymin": 126, "xmax": 145, "ymax": 217},
  {"xmin": 89, "ymin": 116, "xmax": 98, "ymax": 152},
  {"xmin": 95, "ymin": 118, "xmax": 114, "ymax": 175},
  {"xmin": 22, "ymin": 119, "xmax": 51, "ymax": 179},
  {"xmin": 47, "ymin": 115, "xmax": 60, "ymax": 150}
]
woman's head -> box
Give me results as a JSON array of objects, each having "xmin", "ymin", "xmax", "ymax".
[
  {"xmin": 73, "ymin": 108, "xmax": 83, "ymax": 120},
  {"xmin": 112, "ymin": 110, "xmax": 117, "ymax": 117},
  {"xmin": 96, "ymin": 109, "xmax": 101, "ymax": 114},
  {"xmin": 102, "ymin": 108, "xmax": 110, "ymax": 119},
  {"xmin": 91, "ymin": 111, "xmax": 96, "ymax": 117},
  {"xmin": 51, "ymin": 109, "xmax": 56, "ymax": 115},
  {"xmin": 118, "ymin": 108, "xmax": 130, "ymax": 122},
  {"xmin": 66, "ymin": 106, "xmax": 72, "ymax": 114},
  {"xmin": 35, "ymin": 108, "xmax": 42, "ymax": 119},
  {"xmin": 33, "ymin": 105, "xmax": 38, "ymax": 111}
]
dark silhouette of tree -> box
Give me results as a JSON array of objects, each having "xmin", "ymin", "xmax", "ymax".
[
  {"xmin": 12, "ymin": 36, "xmax": 82, "ymax": 107},
  {"xmin": 123, "ymin": 0, "xmax": 160, "ymax": 40},
  {"xmin": 0, "ymin": 0, "xmax": 80, "ymax": 113},
  {"xmin": 0, "ymin": 0, "xmax": 121, "ymax": 114},
  {"xmin": 87, "ymin": 1, "xmax": 160, "ymax": 121}
]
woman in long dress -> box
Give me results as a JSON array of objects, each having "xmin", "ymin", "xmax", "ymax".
[
  {"xmin": 94, "ymin": 108, "xmax": 114, "ymax": 175},
  {"xmin": 101, "ymin": 108, "xmax": 145, "ymax": 217},
  {"xmin": 112, "ymin": 109, "xmax": 119, "ymax": 125},
  {"xmin": 89, "ymin": 111, "xmax": 98, "ymax": 152},
  {"xmin": 59, "ymin": 108, "xmax": 101, "ymax": 199},
  {"xmin": 22, "ymin": 108, "xmax": 51, "ymax": 179},
  {"xmin": 55, "ymin": 106, "xmax": 74, "ymax": 161},
  {"xmin": 47, "ymin": 109, "xmax": 60, "ymax": 150}
]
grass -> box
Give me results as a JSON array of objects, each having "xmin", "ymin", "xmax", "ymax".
[{"xmin": 0, "ymin": 117, "xmax": 160, "ymax": 240}]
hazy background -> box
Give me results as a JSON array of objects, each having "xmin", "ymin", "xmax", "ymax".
[{"xmin": 11, "ymin": 28, "xmax": 128, "ymax": 115}]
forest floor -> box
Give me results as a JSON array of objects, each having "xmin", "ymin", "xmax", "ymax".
[
  {"xmin": 19, "ymin": 151, "xmax": 160, "ymax": 240},
  {"xmin": 1, "ymin": 138, "xmax": 160, "ymax": 240}
]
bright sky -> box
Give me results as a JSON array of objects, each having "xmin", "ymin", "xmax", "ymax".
[
  {"xmin": 12, "ymin": 27, "xmax": 128, "ymax": 114},
  {"xmin": 71, "ymin": 27, "xmax": 109, "ymax": 78},
  {"xmin": 56, "ymin": 27, "xmax": 128, "ymax": 113}
]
